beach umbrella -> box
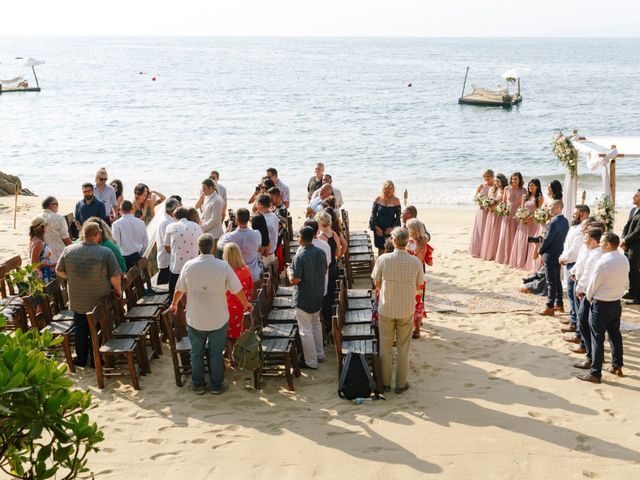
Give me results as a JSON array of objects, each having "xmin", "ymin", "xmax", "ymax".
[{"xmin": 22, "ymin": 58, "xmax": 45, "ymax": 68}]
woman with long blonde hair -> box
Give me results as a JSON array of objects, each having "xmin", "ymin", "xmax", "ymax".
[
  {"xmin": 223, "ymin": 242, "xmax": 254, "ymax": 361},
  {"xmin": 406, "ymin": 218, "xmax": 433, "ymax": 339}
]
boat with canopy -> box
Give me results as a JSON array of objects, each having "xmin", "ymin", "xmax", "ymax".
[
  {"xmin": 458, "ymin": 67, "xmax": 529, "ymax": 108},
  {"xmin": 0, "ymin": 57, "xmax": 44, "ymax": 94}
]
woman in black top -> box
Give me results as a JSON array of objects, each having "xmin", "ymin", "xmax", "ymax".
[{"xmin": 369, "ymin": 180, "xmax": 401, "ymax": 256}]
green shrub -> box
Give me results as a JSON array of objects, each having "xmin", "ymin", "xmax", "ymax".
[{"xmin": 0, "ymin": 310, "xmax": 104, "ymax": 479}]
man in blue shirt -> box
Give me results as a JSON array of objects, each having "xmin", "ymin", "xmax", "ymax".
[
  {"xmin": 538, "ymin": 200, "xmax": 570, "ymax": 316},
  {"xmin": 288, "ymin": 226, "xmax": 327, "ymax": 369},
  {"xmin": 74, "ymin": 182, "xmax": 108, "ymax": 228}
]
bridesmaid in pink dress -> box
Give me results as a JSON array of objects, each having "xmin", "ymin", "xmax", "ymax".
[
  {"xmin": 509, "ymin": 178, "xmax": 544, "ymax": 271},
  {"xmin": 481, "ymin": 174, "xmax": 508, "ymax": 261},
  {"xmin": 469, "ymin": 170, "xmax": 494, "ymax": 257},
  {"xmin": 495, "ymin": 172, "xmax": 526, "ymax": 265}
]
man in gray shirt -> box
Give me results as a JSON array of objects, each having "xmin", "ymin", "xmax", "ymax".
[
  {"xmin": 56, "ymin": 222, "xmax": 122, "ymax": 367},
  {"xmin": 217, "ymin": 208, "xmax": 263, "ymax": 281}
]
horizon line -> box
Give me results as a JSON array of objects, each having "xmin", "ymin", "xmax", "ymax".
[{"xmin": 1, "ymin": 34, "xmax": 639, "ymax": 39}]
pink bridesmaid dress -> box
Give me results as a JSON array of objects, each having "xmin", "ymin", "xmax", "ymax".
[
  {"xmin": 509, "ymin": 197, "xmax": 539, "ymax": 270},
  {"xmin": 495, "ymin": 186, "xmax": 526, "ymax": 264},
  {"xmin": 469, "ymin": 184, "xmax": 491, "ymax": 257},
  {"xmin": 480, "ymin": 187, "xmax": 504, "ymax": 261}
]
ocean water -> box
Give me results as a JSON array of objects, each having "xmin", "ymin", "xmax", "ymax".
[{"xmin": 1, "ymin": 37, "xmax": 639, "ymax": 209}]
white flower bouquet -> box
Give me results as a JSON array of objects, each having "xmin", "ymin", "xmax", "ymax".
[
  {"xmin": 474, "ymin": 192, "xmax": 487, "ymax": 208},
  {"xmin": 495, "ymin": 202, "xmax": 509, "ymax": 217},
  {"xmin": 593, "ymin": 195, "xmax": 615, "ymax": 231},
  {"xmin": 514, "ymin": 207, "xmax": 531, "ymax": 223},
  {"xmin": 481, "ymin": 196, "xmax": 497, "ymax": 209},
  {"xmin": 533, "ymin": 208, "xmax": 550, "ymax": 225},
  {"xmin": 553, "ymin": 132, "xmax": 578, "ymax": 178}
]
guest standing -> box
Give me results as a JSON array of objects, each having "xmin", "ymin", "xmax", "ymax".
[
  {"xmin": 210, "ymin": 171, "xmax": 227, "ymax": 220},
  {"xmin": 406, "ymin": 219, "xmax": 431, "ymax": 339},
  {"xmin": 577, "ymin": 232, "xmax": 629, "ymax": 383},
  {"xmin": 164, "ymin": 207, "xmax": 202, "ymax": 300},
  {"xmin": 481, "ymin": 173, "xmax": 507, "ymax": 261},
  {"xmin": 310, "ymin": 174, "xmax": 344, "ymax": 208},
  {"xmin": 559, "ymin": 205, "xmax": 591, "ymax": 331},
  {"xmin": 495, "ymin": 172, "xmax": 526, "ymax": 265},
  {"xmin": 289, "ymin": 227, "xmax": 328, "ymax": 369},
  {"xmin": 41, "ymin": 196, "xmax": 72, "ymax": 262},
  {"xmin": 372, "ymin": 227, "xmax": 423, "ymax": 394},
  {"xmin": 112, "ymin": 200, "xmax": 149, "ymax": 271},
  {"xmin": 29, "ymin": 216, "xmax": 56, "ymax": 282},
  {"xmin": 156, "ymin": 198, "xmax": 180, "ymax": 285},
  {"xmin": 469, "ymin": 170, "xmax": 494, "ymax": 258},
  {"xmin": 538, "ymin": 200, "xmax": 569, "ymax": 316},
  {"xmin": 265, "ymin": 168, "xmax": 290, "ymax": 209},
  {"xmin": 370, "ymin": 180, "xmax": 402, "ymax": 257},
  {"xmin": 509, "ymin": 178, "xmax": 543, "ymax": 271},
  {"xmin": 170, "ymin": 234, "xmax": 253, "ymax": 394},
  {"xmin": 56, "ymin": 222, "xmax": 122, "ymax": 368},
  {"xmin": 308, "ymin": 162, "xmax": 325, "ymax": 201},
  {"xmin": 110, "ymin": 179, "xmax": 124, "ymax": 217},
  {"xmin": 571, "ymin": 227, "xmax": 603, "ymax": 370},
  {"xmin": 199, "ymin": 178, "xmax": 224, "ymax": 248},
  {"xmin": 85, "ymin": 217, "xmax": 128, "ymax": 274},
  {"xmin": 316, "ymin": 212, "xmax": 341, "ymax": 337},
  {"xmin": 222, "ymin": 242, "xmax": 254, "ymax": 363},
  {"xmin": 621, "ymin": 189, "xmax": 640, "ymax": 305},
  {"xmin": 133, "ymin": 183, "xmax": 165, "ymax": 225},
  {"xmin": 218, "ymin": 208, "xmax": 263, "ymax": 282},
  {"xmin": 255, "ymin": 194, "xmax": 279, "ymax": 267},
  {"xmin": 74, "ymin": 183, "xmax": 108, "ymax": 228},
  {"xmin": 93, "ymin": 167, "xmax": 118, "ymax": 222}
]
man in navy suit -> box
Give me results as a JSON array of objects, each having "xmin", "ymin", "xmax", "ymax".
[
  {"xmin": 621, "ymin": 189, "xmax": 640, "ymax": 305},
  {"xmin": 538, "ymin": 200, "xmax": 570, "ymax": 316}
]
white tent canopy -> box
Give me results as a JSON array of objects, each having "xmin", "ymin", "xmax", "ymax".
[{"xmin": 563, "ymin": 133, "xmax": 640, "ymax": 220}]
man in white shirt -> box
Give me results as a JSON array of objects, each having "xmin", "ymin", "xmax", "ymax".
[
  {"xmin": 559, "ymin": 205, "xmax": 591, "ymax": 329},
  {"xmin": 265, "ymin": 167, "xmax": 290, "ymax": 208},
  {"xmin": 569, "ymin": 228, "xmax": 603, "ymax": 363},
  {"xmin": 93, "ymin": 167, "xmax": 118, "ymax": 222},
  {"xmin": 210, "ymin": 170, "xmax": 227, "ymax": 219},
  {"xmin": 311, "ymin": 174, "xmax": 344, "ymax": 208},
  {"xmin": 217, "ymin": 208, "xmax": 263, "ymax": 281},
  {"xmin": 307, "ymin": 184, "xmax": 332, "ymax": 217},
  {"xmin": 170, "ymin": 233, "xmax": 252, "ymax": 395},
  {"xmin": 41, "ymin": 196, "xmax": 72, "ymax": 262},
  {"xmin": 112, "ymin": 200, "xmax": 149, "ymax": 271},
  {"xmin": 155, "ymin": 198, "xmax": 179, "ymax": 285},
  {"xmin": 199, "ymin": 178, "xmax": 224, "ymax": 246},
  {"xmin": 164, "ymin": 207, "xmax": 202, "ymax": 300},
  {"xmin": 576, "ymin": 232, "xmax": 630, "ymax": 383},
  {"xmin": 256, "ymin": 194, "xmax": 279, "ymax": 267}
]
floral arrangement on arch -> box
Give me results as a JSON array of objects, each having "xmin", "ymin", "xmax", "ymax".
[
  {"xmin": 495, "ymin": 202, "xmax": 509, "ymax": 217},
  {"xmin": 593, "ymin": 195, "xmax": 615, "ymax": 231},
  {"xmin": 553, "ymin": 132, "xmax": 578, "ymax": 178},
  {"xmin": 514, "ymin": 207, "xmax": 531, "ymax": 223},
  {"xmin": 533, "ymin": 208, "xmax": 550, "ymax": 225}
]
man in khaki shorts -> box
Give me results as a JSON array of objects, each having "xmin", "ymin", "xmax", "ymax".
[{"xmin": 372, "ymin": 227, "xmax": 423, "ymax": 394}]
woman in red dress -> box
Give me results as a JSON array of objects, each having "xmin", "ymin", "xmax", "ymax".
[
  {"xmin": 406, "ymin": 219, "xmax": 433, "ymax": 339},
  {"xmin": 223, "ymin": 242, "xmax": 254, "ymax": 362}
]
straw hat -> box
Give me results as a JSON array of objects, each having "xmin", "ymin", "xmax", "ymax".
[{"xmin": 30, "ymin": 215, "xmax": 47, "ymax": 228}]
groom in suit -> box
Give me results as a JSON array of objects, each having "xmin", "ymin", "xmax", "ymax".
[
  {"xmin": 621, "ymin": 189, "xmax": 640, "ymax": 305},
  {"xmin": 538, "ymin": 200, "xmax": 570, "ymax": 316}
]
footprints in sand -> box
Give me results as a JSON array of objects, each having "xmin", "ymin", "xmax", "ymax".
[
  {"xmin": 582, "ymin": 471, "xmax": 598, "ymax": 478},
  {"xmin": 150, "ymin": 451, "xmax": 180, "ymax": 461}
]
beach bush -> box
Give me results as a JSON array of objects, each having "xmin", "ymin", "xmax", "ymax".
[{"xmin": 0, "ymin": 313, "xmax": 104, "ymax": 479}]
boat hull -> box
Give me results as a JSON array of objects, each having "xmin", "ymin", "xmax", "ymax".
[{"xmin": 458, "ymin": 94, "xmax": 522, "ymax": 108}]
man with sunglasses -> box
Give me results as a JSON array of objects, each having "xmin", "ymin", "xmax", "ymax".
[
  {"xmin": 93, "ymin": 167, "xmax": 118, "ymax": 222},
  {"xmin": 75, "ymin": 182, "xmax": 108, "ymax": 229}
]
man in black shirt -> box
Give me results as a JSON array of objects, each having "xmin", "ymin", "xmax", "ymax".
[{"xmin": 307, "ymin": 162, "xmax": 324, "ymax": 201}]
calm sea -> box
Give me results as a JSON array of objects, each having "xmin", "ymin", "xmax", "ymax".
[{"xmin": 1, "ymin": 37, "xmax": 639, "ymax": 209}]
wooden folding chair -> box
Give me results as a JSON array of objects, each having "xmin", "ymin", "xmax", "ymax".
[
  {"xmin": 0, "ymin": 255, "xmax": 22, "ymax": 299},
  {"xmin": 87, "ymin": 296, "xmax": 142, "ymax": 390},
  {"xmin": 160, "ymin": 300, "xmax": 194, "ymax": 387}
]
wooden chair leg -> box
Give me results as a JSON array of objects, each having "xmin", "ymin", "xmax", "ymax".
[
  {"xmin": 95, "ymin": 354, "xmax": 105, "ymax": 389},
  {"xmin": 283, "ymin": 354, "xmax": 294, "ymax": 392},
  {"xmin": 171, "ymin": 349, "xmax": 182, "ymax": 387},
  {"xmin": 150, "ymin": 320, "xmax": 162, "ymax": 357},
  {"xmin": 290, "ymin": 343, "xmax": 301, "ymax": 377},
  {"xmin": 62, "ymin": 335, "xmax": 75, "ymax": 373},
  {"xmin": 137, "ymin": 338, "xmax": 151, "ymax": 375},
  {"xmin": 372, "ymin": 353, "xmax": 383, "ymax": 394},
  {"xmin": 253, "ymin": 368, "xmax": 261, "ymax": 390},
  {"xmin": 128, "ymin": 352, "xmax": 141, "ymax": 390}
]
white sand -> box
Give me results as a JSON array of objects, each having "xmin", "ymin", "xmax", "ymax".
[{"xmin": 2, "ymin": 196, "xmax": 640, "ymax": 479}]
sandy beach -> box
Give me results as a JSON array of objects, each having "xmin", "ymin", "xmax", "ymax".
[{"xmin": 2, "ymin": 195, "xmax": 640, "ymax": 479}]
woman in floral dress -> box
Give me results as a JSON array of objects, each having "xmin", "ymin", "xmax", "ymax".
[{"xmin": 223, "ymin": 242, "xmax": 254, "ymax": 362}]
